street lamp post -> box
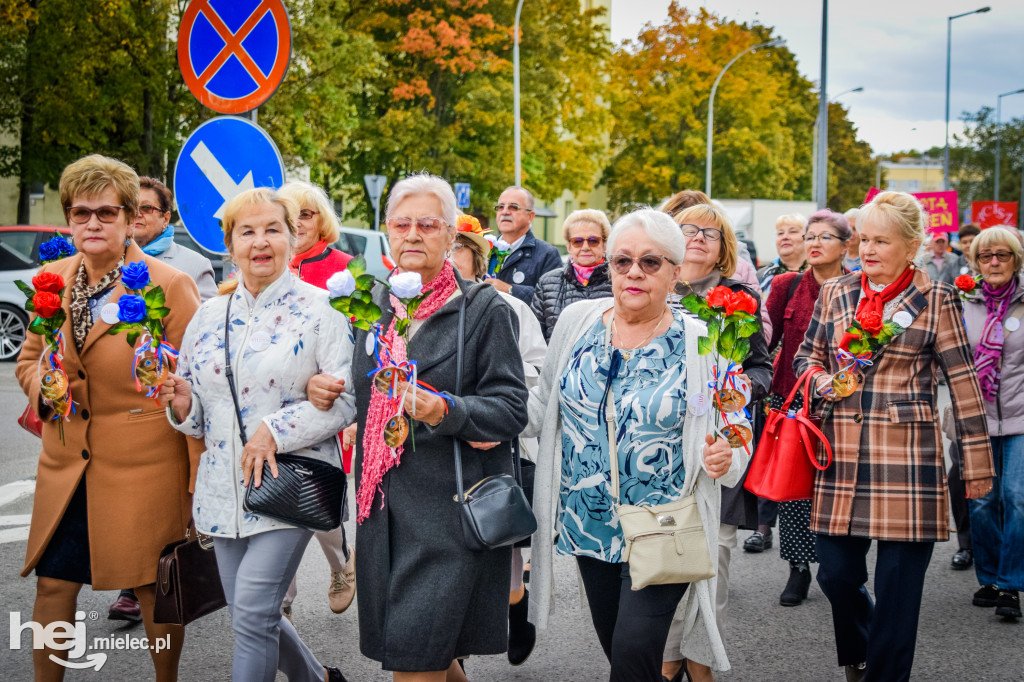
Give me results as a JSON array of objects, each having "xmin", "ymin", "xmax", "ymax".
[
  {"xmin": 513, "ymin": 0, "xmax": 525, "ymax": 187},
  {"xmin": 944, "ymin": 6, "xmax": 991, "ymax": 191},
  {"xmin": 995, "ymin": 87, "xmax": 1024, "ymax": 200},
  {"xmin": 704, "ymin": 38, "xmax": 785, "ymax": 197},
  {"xmin": 816, "ymin": 0, "xmax": 829, "ymax": 209}
]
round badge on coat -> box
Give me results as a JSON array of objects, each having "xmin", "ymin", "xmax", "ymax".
[
  {"xmin": 1006, "ymin": 318, "xmax": 1021, "ymax": 333},
  {"xmin": 893, "ymin": 311, "xmax": 913, "ymax": 328},
  {"xmin": 512, "ymin": 271, "xmax": 525, "ymax": 284},
  {"xmin": 960, "ymin": 266, "xmax": 970, "ymax": 275},
  {"xmin": 248, "ymin": 330, "xmax": 272, "ymax": 352},
  {"xmin": 365, "ymin": 333, "xmax": 376, "ymax": 356},
  {"xmin": 687, "ymin": 392, "xmax": 709, "ymax": 416},
  {"xmin": 100, "ymin": 303, "xmax": 121, "ymax": 325}
]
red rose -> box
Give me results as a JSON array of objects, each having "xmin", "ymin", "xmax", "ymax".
[
  {"xmin": 32, "ymin": 291, "xmax": 62, "ymax": 318},
  {"xmin": 955, "ymin": 274, "xmax": 977, "ymax": 293},
  {"xmin": 706, "ymin": 285, "xmax": 732, "ymax": 309},
  {"xmin": 858, "ymin": 311, "xmax": 883, "ymax": 335},
  {"xmin": 726, "ymin": 290, "xmax": 758, "ymax": 316},
  {"xmin": 32, "ymin": 272, "xmax": 64, "ymax": 294}
]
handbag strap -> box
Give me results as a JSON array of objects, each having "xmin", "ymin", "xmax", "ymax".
[
  {"xmin": 223, "ymin": 294, "xmax": 248, "ymax": 446},
  {"xmin": 783, "ymin": 366, "xmax": 823, "ymax": 413},
  {"xmin": 796, "ymin": 368, "xmax": 833, "ymax": 470}
]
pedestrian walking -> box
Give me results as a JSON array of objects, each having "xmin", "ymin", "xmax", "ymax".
[{"xmin": 918, "ymin": 231, "xmax": 959, "ymax": 285}]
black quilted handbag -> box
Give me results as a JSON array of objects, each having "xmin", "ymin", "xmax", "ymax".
[{"xmin": 223, "ymin": 296, "xmax": 345, "ymax": 533}]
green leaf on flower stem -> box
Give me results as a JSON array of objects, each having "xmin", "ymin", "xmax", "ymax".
[
  {"xmin": 148, "ymin": 306, "xmax": 170, "ymax": 320},
  {"xmin": 24, "ymin": 299, "xmax": 35, "ymax": 313},
  {"xmin": 406, "ymin": 298, "xmax": 424, "ymax": 318},
  {"xmin": 347, "ymin": 256, "xmax": 367, "ymax": 277},
  {"xmin": 29, "ymin": 316, "xmax": 47, "ymax": 335},
  {"xmin": 395, "ymin": 319, "xmax": 410, "ymax": 337},
  {"xmin": 737, "ymin": 318, "xmax": 760, "ymax": 338},
  {"xmin": 126, "ymin": 330, "xmax": 140, "ymax": 347},
  {"xmin": 720, "ymin": 323, "xmax": 736, "ymax": 350},
  {"xmin": 732, "ymin": 338, "xmax": 751, "ymax": 364},
  {"xmin": 697, "ymin": 336, "xmax": 714, "ymax": 355},
  {"xmin": 51, "ymin": 310, "xmax": 66, "ymax": 329},
  {"xmin": 14, "ymin": 280, "xmax": 34, "ymax": 297},
  {"xmin": 353, "ymin": 289, "xmax": 372, "ymax": 304},
  {"xmin": 143, "ymin": 286, "xmax": 165, "ymax": 307},
  {"xmin": 707, "ymin": 317, "xmax": 721, "ymax": 345},
  {"xmin": 330, "ymin": 298, "xmax": 350, "ymax": 314},
  {"xmin": 681, "ymin": 294, "xmax": 705, "ymax": 316},
  {"xmin": 356, "ymin": 274, "xmax": 376, "ymax": 290},
  {"xmin": 351, "ymin": 319, "xmax": 371, "ymax": 331}
]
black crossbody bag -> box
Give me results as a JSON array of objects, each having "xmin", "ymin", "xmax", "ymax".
[
  {"xmin": 223, "ymin": 295, "xmax": 346, "ymax": 533},
  {"xmin": 452, "ymin": 294, "xmax": 537, "ymax": 551}
]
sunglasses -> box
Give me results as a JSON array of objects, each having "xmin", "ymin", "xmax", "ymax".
[
  {"xmin": 138, "ymin": 204, "xmax": 166, "ymax": 215},
  {"xmin": 608, "ymin": 253, "xmax": 677, "ymax": 275},
  {"xmin": 66, "ymin": 205, "xmax": 125, "ymax": 224},
  {"xmin": 568, "ymin": 236, "xmax": 603, "ymax": 247},
  {"xmin": 386, "ymin": 216, "xmax": 447, "ymax": 236},
  {"xmin": 977, "ymin": 251, "xmax": 1014, "ymax": 263},
  {"xmin": 679, "ymin": 224, "xmax": 723, "ymax": 242}
]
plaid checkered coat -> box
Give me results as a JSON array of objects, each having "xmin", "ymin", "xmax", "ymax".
[{"xmin": 794, "ymin": 269, "xmax": 994, "ymax": 541}]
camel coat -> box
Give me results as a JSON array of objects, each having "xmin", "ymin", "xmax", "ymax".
[{"xmin": 16, "ymin": 242, "xmax": 201, "ymax": 589}]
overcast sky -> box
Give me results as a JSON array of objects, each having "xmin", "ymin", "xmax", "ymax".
[{"xmin": 609, "ymin": 0, "xmax": 1024, "ymax": 155}]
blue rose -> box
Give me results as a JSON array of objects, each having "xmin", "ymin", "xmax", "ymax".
[
  {"xmin": 117, "ymin": 294, "xmax": 147, "ymax": 323},
  {"xmin": 38, "ymin": 240, "xmax": 62, "ymax": 263},
  {"xmin": 121, "ymin": 261, "xmax": 150, "ymax": 290},
  {"xmin": 58, "ymin": 238, "xmax": 76, "ymax": 257}
]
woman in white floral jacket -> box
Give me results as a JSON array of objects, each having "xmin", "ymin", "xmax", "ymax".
[{"xmin": 162, "ymin": 188, "xmax": 356, "ymax": 682}]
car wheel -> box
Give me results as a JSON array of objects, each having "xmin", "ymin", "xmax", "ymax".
[{"xmin": 0, "ymin": 303, "xmax": 28, "ymax": 361}]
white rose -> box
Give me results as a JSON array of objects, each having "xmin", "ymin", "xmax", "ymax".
[
  {"xmin": 484, "ymin": 234, "xmax": 497, "ymax": 245},
  {"xmin": 495, "ymin": 238, "xmax": 511, "ymax": 251},
  {"xmin": 389, "ymin": 271, "xmax": 424, "ymax": 299},
  {"xmin": 326, "ymin": 270, "xmax": 356, "ymax": 298}
]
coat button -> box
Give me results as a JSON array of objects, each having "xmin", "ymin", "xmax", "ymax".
[
  {"xmin": 77, "ymin": 370, "xmax": 85, "ymax": 380},
  {"xmin": 81, "ymin": 409, "xmax": 89, "ymax": 420},
  {"xmin": 81, "ymin": 449, "xmax": 89, "ymax": 460},
  {"xmin": 853, "ymin": 413, "xmax": 863, "ymax": 423}
]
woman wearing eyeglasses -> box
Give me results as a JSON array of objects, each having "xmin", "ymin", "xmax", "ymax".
[
  {"xmin": 531, "ymin": 209, "xmax": 614, "ymax": 341},
  {"xmin": 961, "ymin": 225, "xmax": 1024, "ymax": 621},
  {"xmin": 281, "ymin": 181, "xmax": 353, "ymax": 289},
  {"xmin": 661, "ymin": 202, "xmax": 771, "ymax": 682},
  {"xmin": 525, "ymin": 208, "xmax": 748, "ymax": 681},
  {"xmin": 16, "ymin": 155, "xmax": 201, "ymax": 680},
  {"xmin": 762, "ymin": 210, "xmax": 850, "ymax": 608}
]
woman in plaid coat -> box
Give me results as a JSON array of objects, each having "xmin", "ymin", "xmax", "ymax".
[{"xmin": 794, "ymin": 191, "xmax": 995, "ymax": 682}]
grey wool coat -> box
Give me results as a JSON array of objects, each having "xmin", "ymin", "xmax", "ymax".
[{"xmin": 352, "ymin": 274, "xmax": 529, "ymax": 672}]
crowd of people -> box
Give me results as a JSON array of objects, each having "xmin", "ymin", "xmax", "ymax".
[{"xmin": 15, "ymin": 153, "xmax": 1021, "ymax": 682}]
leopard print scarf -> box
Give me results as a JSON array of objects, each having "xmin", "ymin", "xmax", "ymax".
[{"xmin": 70, "ymin": 256, "xmax": 124, "ymax": 350}]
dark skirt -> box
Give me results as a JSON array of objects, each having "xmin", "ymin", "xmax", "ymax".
[{"xmin": 35, "ymin": 478, "xmax": 92, "ymax": 585}]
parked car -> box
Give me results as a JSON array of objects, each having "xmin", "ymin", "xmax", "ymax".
[
  {"xmin": 0, "ymin": 226, "xmax": 71, "ymax": 361},
  {"xmin": 336, "ymin": 226, "xmax": 394, "ymax": 280}
]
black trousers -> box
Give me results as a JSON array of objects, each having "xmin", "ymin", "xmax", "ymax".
[
  {"xmin": 947, "ymin": 442, "xmax": 972, "ymax": 550},
  {"xmin": 576, "ymin": 556, "xmax": 688, "ymax": 682},
  {"xmin": 815, "ymin": 534, "xmax": 934, "ymax": 682}
]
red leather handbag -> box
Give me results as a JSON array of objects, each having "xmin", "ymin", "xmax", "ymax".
[
  {"xmin": 744, "ymin": 367, "xmax": 833, "ymax": 502},
  {"xmin": 18, "ymin": 405, "xmax": 43, "ymax": 438}
]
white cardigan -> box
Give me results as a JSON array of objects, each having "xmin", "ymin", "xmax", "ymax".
[{"xmin": 523, "ymin": 297, "xmax": 750, "ymax": 672}]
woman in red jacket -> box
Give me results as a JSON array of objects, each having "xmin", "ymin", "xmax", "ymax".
[
  {"xmin": 763, "ymin": 209, "xmax": 851, "ymax": 607},
  {"xmin": 277, "ymin": 180, "xmax": 356, "ymax": 621}
]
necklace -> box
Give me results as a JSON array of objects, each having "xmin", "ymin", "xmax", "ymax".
[{"xmin": 610, "ymin": 309, "xmax": 668, "ymax": 361}]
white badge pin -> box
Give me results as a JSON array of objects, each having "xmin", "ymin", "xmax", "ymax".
[
  {"xmin": 688, "ymin": 393, "xmax": 709, "ymax": 416},
  {"xmin": 1006, "ymin": 317, "xmax": 1021, "ymax": 333},
  {"xmin": 893, "ymin": 311, "xmax": 913, "ymax": 328},
  {"xmin": 365, "ymin": 333, "xmax": 376, "ymax": 356},
  {"xmin": 248, "ymin": 330, "xmax": 271, "ymax": 352},
  {"xmin": 512, "ymin": 271, "xmax": 525, "ymax": 284},
  {"xmin": 960, "ymin": 266, "xmax": 970, "ymax": 275},
  {"xmin": 100, "ymin": 303, "xmax": 121, "ymax": 325}
]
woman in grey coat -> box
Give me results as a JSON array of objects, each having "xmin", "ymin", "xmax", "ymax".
[{"xmin": 309, "ymin": 174, "xmax": 528, "ymax": 680}]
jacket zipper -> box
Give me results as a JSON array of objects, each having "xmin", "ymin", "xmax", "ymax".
[{"xmin": 229, "ymin": 293, "xmax": 259, "ymax": 536}]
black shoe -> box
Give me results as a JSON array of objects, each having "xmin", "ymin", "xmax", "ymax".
[
  {"xmin": 780, "ymin": 563, "xmax": 811, "ymax": 606},
  {"xmin": 845, "ymin": 663, "xmax": 866, "ymax": 682},
  {"xmin": 325, "ymin": 666, "xmax": 347, "ymax": 682},
  {"xmin": 508, "ymin": 589, "xmax": 536, "ymax": 666},
  {"xmin": 951, "ymin": 548, "xmax": 973, "ymax": 570},
  {"xmin": 743, "ymin": 530, "xmax": 773, "ymax": 553},
  {"xmin": 996, "ymin": 590, "xmax": 1021, "ymax": 620},
  {"xmin": 973, "ymin": 584, "xmax": 1000, "ymax": 607}
]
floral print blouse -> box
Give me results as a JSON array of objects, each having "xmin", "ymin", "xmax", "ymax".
[{"xmin": 556, "ymin": 309, "xmax": 689, "ymax": 562}]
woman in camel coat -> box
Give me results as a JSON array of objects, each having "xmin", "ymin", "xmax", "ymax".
[{"xmin": 16, "ymin": 154, "xmax": 200, "ymax": 681}]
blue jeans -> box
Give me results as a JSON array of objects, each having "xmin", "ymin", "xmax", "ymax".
[{"xmin": 970, "ymin": 434, "xmax": 1024, "ymax": 591}]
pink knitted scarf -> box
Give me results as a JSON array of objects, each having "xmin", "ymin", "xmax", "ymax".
[{"xmin": 357, "ymin": 260, "xmax": 458, "ymax": 522}]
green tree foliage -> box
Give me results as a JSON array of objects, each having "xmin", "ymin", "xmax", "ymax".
[
  {"xmin": 825, "ymin": 101, "xmax": 876, "ymax": 211},
  {"xmin": 948, "ymin": 106, "xmax": 1024, "ymax": 205}
]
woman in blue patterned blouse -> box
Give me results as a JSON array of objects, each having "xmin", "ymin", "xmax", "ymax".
[{"xmin": 526, "ymin": 209, "xmax": 752, "ymax": 681}]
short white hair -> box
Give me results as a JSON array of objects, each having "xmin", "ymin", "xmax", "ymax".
[
  {"xmin": 844, "ymin": 207, "xmax": 861, "ymax": 224},
  {"xmin": 607, "ymin": 208, "xmax": 685, "ymax": 263},
  {"xmin": 385, "ymin": 173, "xmax": 458, "ymax": 227}
]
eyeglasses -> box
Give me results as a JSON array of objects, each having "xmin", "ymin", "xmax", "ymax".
[
  {"xmin": 608, "ymin": 253, "xmax": 677, "ymax": 275},
  {"xmin": 386, "ymin": 216, "xmax": 447, "ymax": 236},
  {"xmin": 804, "ymin": 232, "xmax": 841, "ymax": 244},
  {"xmin": 977, "ymin": 251, "xmax": 1014, "ymax": 263},
  {"xmin": 494, "ymin": 202, "xmax": 528, "ymax": 213},
  {"xmin": 679, "ymin": 224, "xmax": 723, "ymax": 242},
  {"xmin": 66, "ymin": 205, "xmax": 125, "ymax": 224},
  {"xmin": 138, "ymin": 204, "xmax": 166, "ymax": 215},
  {"xmin": 568, "ymin": 236, "xmax": 603, "ymax": 247},
  {"xmin": 298, "ymin": 209, "xmax": 319, "ymax": 220}
]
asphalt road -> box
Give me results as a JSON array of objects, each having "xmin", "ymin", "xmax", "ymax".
[{"xmin": 0, "ymin": 363, "xmax": 1020, "ymax": 681}]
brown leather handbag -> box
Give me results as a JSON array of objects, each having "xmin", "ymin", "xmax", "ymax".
[{"xmin": 153, "ymin": 528, "xmax": 227, "ymax": 626}]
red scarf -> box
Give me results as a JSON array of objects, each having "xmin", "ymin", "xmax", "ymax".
[
  {"xmin": 838, "ymin": 266, "xmax": 915, "ymax": 350},
  {"xmin": 357, "ymin": 260, "xmax": 459, "ymax": 523}
]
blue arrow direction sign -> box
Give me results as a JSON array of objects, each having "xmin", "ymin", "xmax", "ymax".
[
  {"xmin": 174, "ymin": 116, "xmax": 284, "ymax": 255},
  {"xmin": 455, "ymin": 183, "xmax": 471, "ymax": 209}
]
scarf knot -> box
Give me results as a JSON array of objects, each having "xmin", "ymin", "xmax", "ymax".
[{"xmin": 838, "ymin": 267, "xmax": 915, "ymax": 352}]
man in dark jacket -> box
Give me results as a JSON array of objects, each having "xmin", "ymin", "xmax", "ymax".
[{"xmin": 486, "ymin": 186, "xmax": 563, "ymax": 305}]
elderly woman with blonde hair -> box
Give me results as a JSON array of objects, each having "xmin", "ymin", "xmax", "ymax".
[{"xmin": 279, "ymin": 180, "xmax": 353, "ymax": 289}]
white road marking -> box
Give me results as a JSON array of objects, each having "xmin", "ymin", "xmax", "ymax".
[
  {"xmin": 0, "ymin": 479, "xmax": 34, "ymax": 507},
  {"xmin": 0, "ymin": 526, "xmax": 29, "ymax": 543}
]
